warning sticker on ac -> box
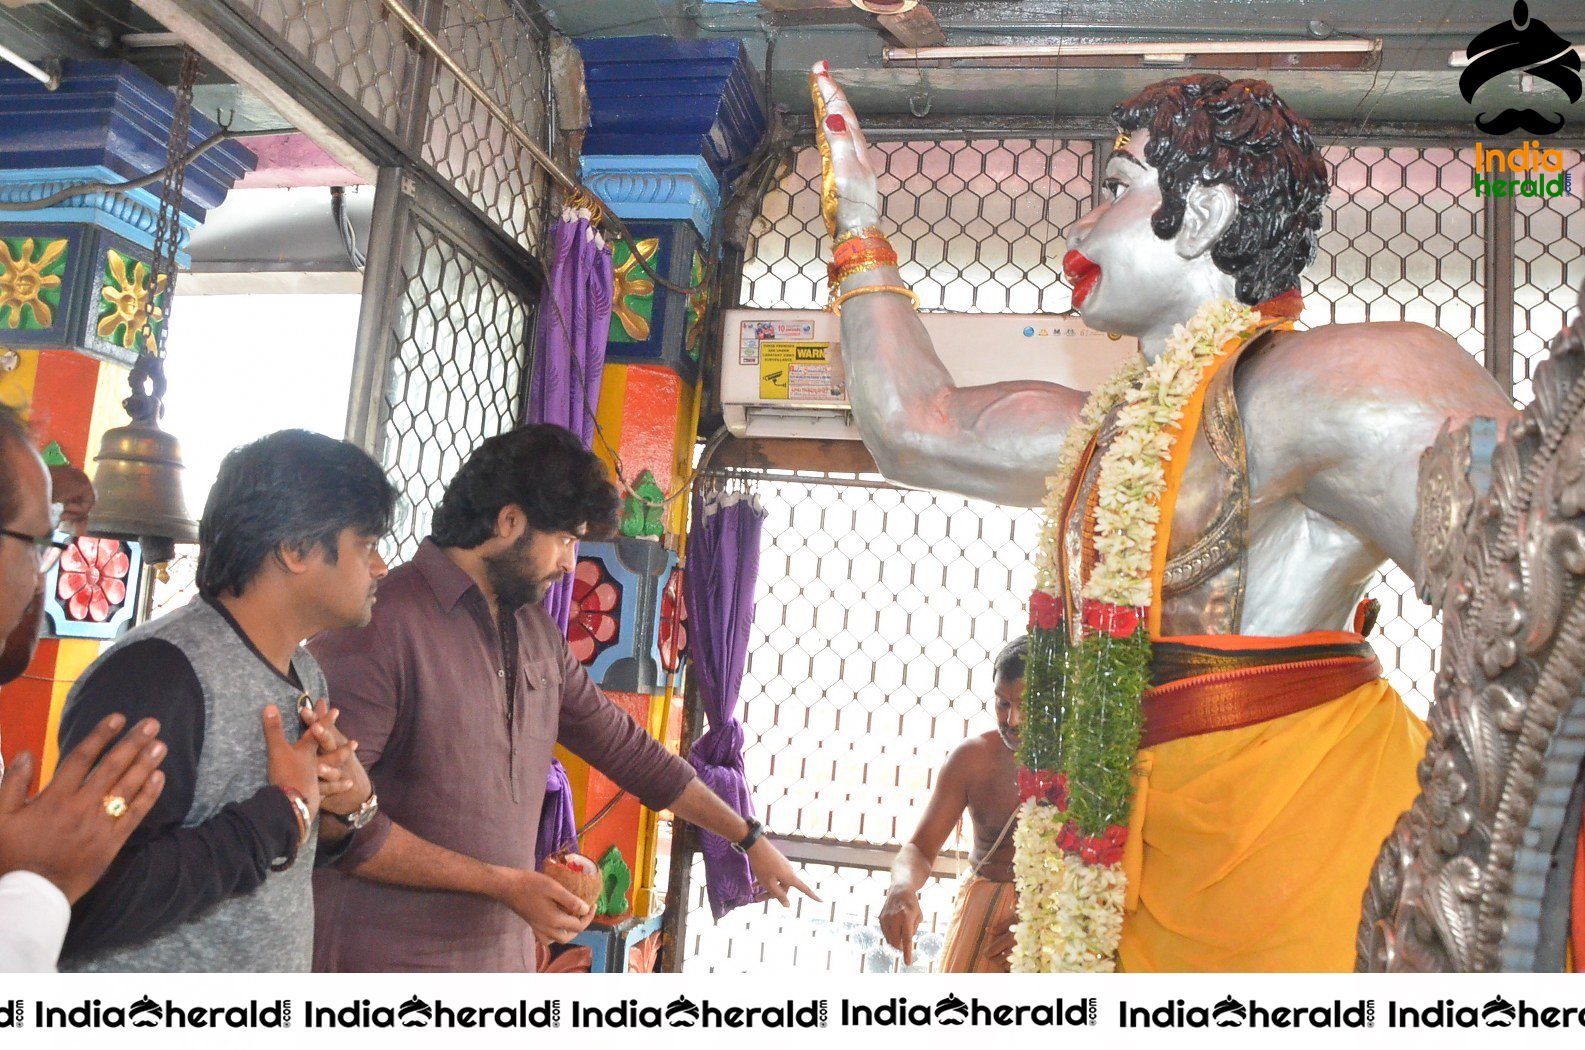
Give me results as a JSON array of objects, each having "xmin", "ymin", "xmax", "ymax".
[{"xmin": 759, "ymin": 341, "xmax": 842, "ymax": 402}]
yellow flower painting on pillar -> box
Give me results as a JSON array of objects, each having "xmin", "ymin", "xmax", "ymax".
[
  {"xmin": 609, "ymin": 237, "xmax": 659, "ymax": 343},
  {"xmin": 97, "ymin": 249, "xmax": 166, "ymax": 353},
  {"xmin": 685, "ymin": 250, "xmax": 709, "ymax": 362},
  {"xmin": 0, "ymin": 237, "xmax": 68, "ymax": 330}
]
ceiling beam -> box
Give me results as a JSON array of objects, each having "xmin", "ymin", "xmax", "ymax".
[
  {"xmin": 879, "ymin": 6, "xmax": 946, "ymax": 48},
  {"xmin": 757, "ymin": 0, "xmax": 852, "ymax": 12}
]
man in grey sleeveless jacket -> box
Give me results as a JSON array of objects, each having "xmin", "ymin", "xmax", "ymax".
[{"xmin": 57, "ymin": 430, "xmax": 393, "ymax": 972}]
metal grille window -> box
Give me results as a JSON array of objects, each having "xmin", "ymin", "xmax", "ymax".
[
  {"xmin": 681, "ymin": 472, "xmax": 1040, "ymax": 973},
  {"xmin": 192, "ymin": 0, "xmax": 552, "ymax": 256},
  {"xmin": 422, "ymin": 0, "xmax": 550, "ymax": 253},
  {"xmin": 242, "ymin": 0, "xmax": 418, "ymax": 136},
  {"xmin": 173, "ymin": 5, "xmax": 555, "ymax": 557},
  {"xmin": 1309, "ymin": 147, "xmax": 1485, "ymax": 366},
  {"xmin": 374, "ymin": 203, "xmax": 531, "ymax": 559},
  {"xmin": 1514, "ymin": 149, "xmax": 1585, "ymax": 406}
]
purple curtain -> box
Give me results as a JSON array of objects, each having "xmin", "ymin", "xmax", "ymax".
[
  {"xmin": 526, "ymin": 209, "xmax": 613, "ymax": 867},
  {"xmin": 685, "ymin": 487, "xmax": 766, "ymax": 919},
  {"xmin": 529, "ymin": 211, "xmax": 614, "ymax": 632}
]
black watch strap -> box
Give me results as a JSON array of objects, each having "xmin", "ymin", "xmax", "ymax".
[
  {"xmin": 330, "ymin": 791, "xmax": 379, "ymax": 829},
  {"xmin": 731, "ymin": 817, "xmax": 765, "ymax": 855}
]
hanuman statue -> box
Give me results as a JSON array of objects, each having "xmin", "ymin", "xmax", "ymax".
[{"xmin": 812, "ymin": 65, "xmax": 1519, "ymax": 971}]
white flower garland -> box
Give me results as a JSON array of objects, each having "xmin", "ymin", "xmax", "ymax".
[
  {"xmin": 1010, "ymin": 799, "xmax": 1126, "ymax": 972},
  {"xmin": 1017, "ymin": 299, "xmax": 1261, "ymax": 972},
  {"xmin": 1034, "ymin": 300, "xmax": 1259, "ymax": 600},
  {"xmin": 1034, "ymin": 356, "xmax": 1145, "ymax": 592}
]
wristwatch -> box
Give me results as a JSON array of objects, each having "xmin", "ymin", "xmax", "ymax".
[
  {"xmin": 329, "ymin": 791, "xmax": 380, "ymax": 830},
  {"xmin": 730, "ymin": 817, "xmax": 766, "ymax": 855}
]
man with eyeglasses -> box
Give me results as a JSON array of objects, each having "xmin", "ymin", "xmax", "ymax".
[
  {"xmin": 0, "ymin": 403, "xmax": 168, "ymax": 972},
  {"xmin": 0, "ymin": 461, "xmax": 93, "ymax": 683}
]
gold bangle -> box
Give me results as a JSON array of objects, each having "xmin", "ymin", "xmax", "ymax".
[
  {"xmin": 829, "ymin": 284, "xmax": 920, "ymax": 315},
  {"xmin": 835, "ymin": 225, "xmax": 887, "ymax": 246}
]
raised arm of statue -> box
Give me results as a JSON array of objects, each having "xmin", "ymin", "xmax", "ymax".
[{"xmin": 811, "ymin": 63, "xmax": 1086, "ymax": 507}]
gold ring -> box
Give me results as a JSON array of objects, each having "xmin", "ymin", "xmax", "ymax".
[{"xmin": 103, "ymin": 795, "xmax": 128, "ymax": 819}]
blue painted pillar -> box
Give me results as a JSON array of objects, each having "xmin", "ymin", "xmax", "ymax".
[
  {"xmin": 559, "ymin": 36, "xmax": 765, "ymax": 917},
  {"xmin": 0, "ymin": 59, "xmax": 254, "ymax": 788}
]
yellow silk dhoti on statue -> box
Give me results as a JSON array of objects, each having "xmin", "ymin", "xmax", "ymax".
[
  {"xmin": 1116, "ymin": 636, "xmax": 1429, "ymax": 972},
  {"xmin": 939, "ymin": 874, "xmax": 1018, "ymax": 973}
]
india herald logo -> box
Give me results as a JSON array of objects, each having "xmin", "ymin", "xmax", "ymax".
[
  {"xmin": 1461, "ymin": 1, "xmax": 1581, "ymax": 135},
  {"xmin": 397, "ymin": 996, "xmax": 432, "ymax": 1027},
  {"xmin": 128, "ymin": 996, "xmax": 161, "ymax": 1027}
]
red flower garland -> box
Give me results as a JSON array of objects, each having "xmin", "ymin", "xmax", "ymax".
[{"xmin": 1080, "ymin": 599, "xmax": 1141, "ymax": 639}]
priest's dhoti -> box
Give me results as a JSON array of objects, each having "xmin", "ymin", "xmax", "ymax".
[{"xmin": 939, "ymin": 874, "xmax": 1018, "ymax": 973}]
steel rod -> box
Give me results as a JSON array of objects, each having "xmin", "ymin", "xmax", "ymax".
[
  {"xmin": 374, "ymin": 0, "xmax": 697, "ymax": 295},
  {"xmin": 0, "ymin": 40, "xmax": 57, "ymax": 89},
  {"xmin": 376, "ymin": 0, "xmax": 577, "ymax": 195}
]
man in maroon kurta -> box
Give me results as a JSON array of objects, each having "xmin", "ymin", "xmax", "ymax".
[{"xmin": 310, "ymin": 425, "xmax": 811, "ymax": 972}]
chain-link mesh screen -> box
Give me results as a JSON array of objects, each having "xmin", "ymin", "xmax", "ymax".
[
  {"xmin": 1514, "ymin": 149, "xmax": 1585, "ymax": 407},
  {"xmin": 681, "ymin": 852, "xmax": 963, "ymax": 974},
  {"xmin": 746, "ymin": 476, "xmax": 1036, "ymax": 842},
  {"xmin": 1308, "ymin": 147, "xmax": 1485, "ymax": 365},
  {"xmin": 241, "ymin": 0, "xmax": 419, "ymax": 136},
  {"xmin": 422, "ymin": 0, "xmax": 549, "ymax": 253},
  {"xmin": 742, "ymin": 138, "xmax": 1093, "ymax": 312},
  {"xmin": 1303, "ymin": 146, "xmax": 1487, "ymax": 717},
  {"xmin": 685, "ymin": 136, "xmax": 1554, "ymax": 972},
  {"xmin": 227, "ymin": 0, "xmax": 549, "ymax": 255},
  {"xmin": 678, "ymin": 471, "xmax": 1040, "ymax": 972},
  {"xmin": 376, "ymin": 214, "xmax": 530, "ymax": 560}
]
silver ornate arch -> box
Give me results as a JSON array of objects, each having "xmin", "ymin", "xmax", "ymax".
[{"xmin": 1360, "ymin": 286, "xmax": 1585, "ymax": 972}]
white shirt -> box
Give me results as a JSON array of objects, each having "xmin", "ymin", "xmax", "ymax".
[{"xmin": 0, "ymin": 870, "xmax": 70, "ymax": 972}]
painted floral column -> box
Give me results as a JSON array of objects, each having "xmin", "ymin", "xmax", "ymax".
[
  {"xmin": 557, "ymin": 37, "xmax": 763, "ymax": 918},
  {"xmin": 0, "ymin": 60, "xmax": 253, "ymax": 787}
]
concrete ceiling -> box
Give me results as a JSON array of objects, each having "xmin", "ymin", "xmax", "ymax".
[
  {"xmin": 544, "ymin": 0, "xmax": 1585, "ymax": 136},
  {"xmin": 5, "ymin": 1, "xmax": 1581, "ymax": 135}
]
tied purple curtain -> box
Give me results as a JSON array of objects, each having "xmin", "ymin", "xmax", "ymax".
[
  {"xmin": 685, "ymin": 487, "xmax": 766, "ymax": 919},
  {"xmin": 530, "ymin": 210, "xmax": 614, "ymax": 632},
  {"xmin": 526, "ymin": 208, "xmax": 613, "ymax": 867}
]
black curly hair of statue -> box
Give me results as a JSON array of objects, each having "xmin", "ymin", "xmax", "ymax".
[
  {"xmin": 430, "ymin": 423, "xmax": 620, "ymax": 549},
  {"xmin": 198, "ymin": 430, "xmax": 396, "ymax": 599},
  {"xmin": 1111, "ymin": 74, "xmax": 1331, "ymax": 306}
]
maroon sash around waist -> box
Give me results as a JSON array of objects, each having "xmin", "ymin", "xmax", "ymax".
[{"xmin": 1140, "ymin": 637, "xmax": 1383, "ymax": 749}]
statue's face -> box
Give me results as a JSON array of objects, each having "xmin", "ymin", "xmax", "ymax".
[{"xmin": 1064, "ymin": 128, "xmax": 1201, "ymax": 338}]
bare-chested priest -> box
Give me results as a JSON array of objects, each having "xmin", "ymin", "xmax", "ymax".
[
  {"xmin": 814, "ymin": 66, "xmax": 1519, "ymax": 971},
  {"xmin": 880, "ymin": 637, "xmax": 1024, "ymax": 973}
]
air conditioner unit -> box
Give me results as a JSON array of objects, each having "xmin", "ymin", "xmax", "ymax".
[{"xmin": 720, "ymin": 308, "xmax": 1141, "ymax": 441}]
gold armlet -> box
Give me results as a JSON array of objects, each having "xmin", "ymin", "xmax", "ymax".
[{"xmin": 828, "ymin": 257, "xmax": 898, "ymax": 288}]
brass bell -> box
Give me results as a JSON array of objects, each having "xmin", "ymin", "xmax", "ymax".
[{"xmin": 87, "ymin": 356, "xmax": 197, "ymax": 565}]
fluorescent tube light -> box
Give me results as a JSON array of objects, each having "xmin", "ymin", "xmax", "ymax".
[{"xmin": 885, "ymin": 39, "xmax": 1380, "ymax": 64}]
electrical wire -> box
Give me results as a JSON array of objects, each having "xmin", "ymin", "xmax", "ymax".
[
  {"xmin": 0, "ymin": 129, "xmax": 232, "ymax": 211},
  {"xmin": 330, "ymin": 185, "xmax": 367, "ymax": 271}
]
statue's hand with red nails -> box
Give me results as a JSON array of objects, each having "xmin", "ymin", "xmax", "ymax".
[{"xmin": 810, "ymin": 61, "xmax": 881, "ymax": 238}]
